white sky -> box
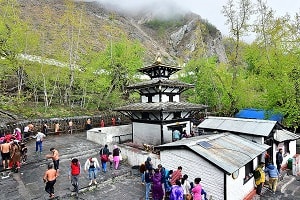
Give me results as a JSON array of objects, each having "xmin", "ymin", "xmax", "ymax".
[
  {"xmin": 173, "ymin": 0, "xmax": 300, "ymax": 38},
  {"xmin": 93, "ymin": 0, "xmax": 300, "ymax": 40}
]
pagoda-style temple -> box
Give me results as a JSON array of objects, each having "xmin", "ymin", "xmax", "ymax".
[{"xmin": 114, "ymin": 57, "xmax": 207, "ymax": 145}]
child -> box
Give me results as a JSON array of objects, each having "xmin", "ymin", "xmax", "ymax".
[{"xmin": 108, "ymin": 152, "xmax": 113, "ymax": 169}]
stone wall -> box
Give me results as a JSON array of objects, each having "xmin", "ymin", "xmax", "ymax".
[{"xmin": 0, "ymin": 114, "xmax": 129, "ymax": 136}]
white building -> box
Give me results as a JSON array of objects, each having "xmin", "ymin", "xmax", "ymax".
[
  {"xmin": 155, "ymin": 133, "xmax": 270, "ymax": 200},
  {"xmin": 198, "ymin": 117, "xmax": 300, "ymax": 168}
]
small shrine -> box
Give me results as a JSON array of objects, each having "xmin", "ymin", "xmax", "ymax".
[{"xmin": 114, "ymin": 55, "xmax": 207, "ymax": 145}]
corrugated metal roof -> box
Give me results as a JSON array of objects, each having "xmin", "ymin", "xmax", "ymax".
[
  {"xmin": 274, "ymin": 129, "xmax": 300, "ymax": 142},
  {"xmin": 157, "ymin": 133, "xmax": 270, "ymax": 174},
  {"xmin": 198, "ymin": 117, "xmax": 277, "ymax": 137}
]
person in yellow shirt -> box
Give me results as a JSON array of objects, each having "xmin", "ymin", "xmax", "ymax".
[{"xmin": 255, "ymin": 162, "xmax": 266, "ymax": 195}]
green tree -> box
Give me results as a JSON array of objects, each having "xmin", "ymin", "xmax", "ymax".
[{"xmin": 221, "ymin": 0, "xmax": 254, "ymax": 115}]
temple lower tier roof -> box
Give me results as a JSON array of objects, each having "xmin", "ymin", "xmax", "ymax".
[{"xmin": 114, "ymin": 102, "xmax": 208, "ymax": 112}]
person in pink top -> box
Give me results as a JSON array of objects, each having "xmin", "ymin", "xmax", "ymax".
[
  {"xmin": 13, "ymin": 128, "xmax": 22, "ymax": 141},
  {"xmin": 192, "ymin": 178, "xmax": 203, "ymax": 200}
]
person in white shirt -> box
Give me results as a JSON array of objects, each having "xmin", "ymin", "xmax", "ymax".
[
  {"xmin": 32, "ymin": 132, "xmax": 46, "ymax": 154},
  {"xmin": 182, "ymin": 174, "xmax": 192, "ymax": 200},
  {"xmin": 84, "ymin": 157, "xmax": 100, "ymax": 186}
]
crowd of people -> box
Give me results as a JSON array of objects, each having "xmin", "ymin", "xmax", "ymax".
[
  {"xmin": 140, "ymin": 157, "xmax": 208, "ymax": 200},
  {"xmin": 0, "ymin": 127, "xmax": 28, "ymax": 171},
  {"xmin": 42, "ymin": 144, "xmax": 122, "ymax": 199}
]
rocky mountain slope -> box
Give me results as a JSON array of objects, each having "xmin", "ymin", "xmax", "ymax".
[{"xmin": 18, "ymin": 0, "xmax": 227, "ymax": 64}]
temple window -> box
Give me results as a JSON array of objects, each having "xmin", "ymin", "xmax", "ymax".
[
  {"xmin": 142, "ymin": 112, "xmax": 149, "ymax": 119},
  {"xmin": 173, "ymin": 112, "xmax": 181, "ymax": 119}
]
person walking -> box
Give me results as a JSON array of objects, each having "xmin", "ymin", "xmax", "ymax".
[
  {"xmin": 112, "ymin": 145, "xmax": 121, "ymax": 170},
  {"xmin": 169, "ymin": 179, "xmax": 184, "ymax": 200},
  {"xmin": 276, "ymin": 148, "xmax": 283, "ymax": 173},
  {"xmin": 254, "ymin": 162, "xmax": 266, "ymax": 195},
  {"xmin": 152, "ymin": 168, "xmax": 164, "ymax": 200},
  {"xmin": 8, "ymin": 141, "xmax": 21, "ymax": 171},
  {"xmin": 191, "ymin": 178, "xmax": 203, "ymax": 200},
  {"xmin": 43, "ymin": 163, "xmax": 58, "ymax": 199},
  {"xmin": 46, "ymin": 147, "xmax": 60, "ymax": 176},
  {"xmin": 32, "ymin": 131, "xmax": 46, "ymax": 155},
  {"xmin": 99, "ymin": 144, "xmax": 109, "ymax": 172},
  {"xmin": 264, "ymin": 162, "xmax": 280, "ymax": 194},
  {"xmin": 84, "ymin": 157, "xmax": 100, "ymax": 186},
  {"xmin": 170, "ymin": 166, "xmax": 183, "ymax": 185},
  {"xmin": 145, "ymin": 169, "xmax": 152, "ymax": 200},
  {"xmin": 139, "ymin": 162, "xmax": 146, "ymax": 185},
  {"xmin": 145, "ymin": 156, "xmax": 153, "ymax": 174},
  {"xmin": 68, "ymin": 158, "xmax": 81, "ymax": 196},
  {"xmin": 182, "ymin": 174, "xmax": 191, "ymax": 200},
  {"xmin": 108, "ymin": 152, "xmax": 113, "ymax": 170}
]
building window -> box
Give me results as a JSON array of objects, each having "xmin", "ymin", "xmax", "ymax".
[
  {"xmin": 244, "ymin": 160, "xmax": 254, "ymax": 184},
  {"xmin": 173, "ymin": 112, "xmax": 181, "ymax": 119},
  {"xmin": 142, "ymin": 112, "xmax": 149, "ymax": 119},
  {"xmin": 169, "ymin": 95, "xmax": 173, "ymax": 102},
  {"xmin": 148, "ymin": 95, "xmax": 152, "ymax": 103}
]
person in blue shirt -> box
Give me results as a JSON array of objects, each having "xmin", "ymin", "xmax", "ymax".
[{"xmin": 264, "ymin": 162, "xmax": 280, "ymax": 194}]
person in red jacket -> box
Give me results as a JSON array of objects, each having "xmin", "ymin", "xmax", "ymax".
[{"xmin": 68, "ymin": 158, "xmax": 81, "ymax": 196}]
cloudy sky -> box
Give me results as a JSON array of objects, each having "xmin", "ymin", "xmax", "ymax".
[{"xmin": 93, "ymin": 0, "xmax": 300, "ymax": 39}]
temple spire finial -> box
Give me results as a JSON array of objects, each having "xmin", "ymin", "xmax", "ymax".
[{"xmin": 154, "ymin": 52, "xmax": 162, "ymax": 64}]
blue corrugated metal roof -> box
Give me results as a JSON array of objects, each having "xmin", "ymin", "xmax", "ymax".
[
  {"xmin": 157, "ymin": 133, "xmax": 270, "ymax": 174},
  {"xmin": 198, "ymin": 117, "xmax": 277, "ymax": 137},
  {"xmin": 235, "ymin": 108, "xmax": 283, "ymax": 122}
]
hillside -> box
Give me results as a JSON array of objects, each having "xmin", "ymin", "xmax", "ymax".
[
  {"xmin": 18, "ymin": 0, "xmax": 227, "ymax": 64},
  {"xmin": 0, "ymin": 0, "xmax": 229, "ymax": 123}
]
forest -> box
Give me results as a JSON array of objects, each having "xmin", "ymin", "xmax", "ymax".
[{"xmin": 0, "ymin": 0, "xmax": 299, "ymax": 131}]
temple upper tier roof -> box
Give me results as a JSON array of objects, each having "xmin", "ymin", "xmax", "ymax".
[{"xmin": 138, "ymin": 62, "xmax": 182, "ymax": 79}]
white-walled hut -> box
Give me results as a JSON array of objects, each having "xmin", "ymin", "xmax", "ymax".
[
  {"xmin": 155, "ymin": 133, "xmax": 270, "ymax": 200},
  {"xmin": 198, "ymin": 117, "xmax": 300, "ymax": 167},
  {"xmin": 114, "ymin": 57, "xmax": 207, "ymax": 145}
]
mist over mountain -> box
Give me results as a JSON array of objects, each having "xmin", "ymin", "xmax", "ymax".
[{"xmin": 19, "ymin": 0, "xmax": 227, "ymax": 64}]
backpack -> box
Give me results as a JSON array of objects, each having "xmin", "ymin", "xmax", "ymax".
[
  {"xmin": 101, "ymin": 154, "xmax": 108, "ymax": 162},
  {"xmin": 99, "ymin": 148, "xmax": 108, "ymax": 162},
  {"xmin": 253, "ymin": 168, "xmax": 261, "ymax": 180}
]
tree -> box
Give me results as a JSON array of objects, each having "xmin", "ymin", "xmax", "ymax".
[{"xmin": 221, "ymin": 0, "xmax": 254, "ymax": 115}]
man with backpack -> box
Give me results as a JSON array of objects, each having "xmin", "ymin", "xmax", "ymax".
[
  {"xmin": 264, "ymin": 162, "xmax": 280, "ymax": 194},
  {"xmin": 254, "ymin": 162, "xmax": 265, "ymax": 195},
  {"xmin": 68, "ymin": 158, "xmax": 81, "ymax": 196}
]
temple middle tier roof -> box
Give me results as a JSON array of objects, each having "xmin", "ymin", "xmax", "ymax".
[{"xmin": 127, "ymin": 79, "xmax": 194, "ymax": 94}]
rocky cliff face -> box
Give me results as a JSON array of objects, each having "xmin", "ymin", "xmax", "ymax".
[{"xmin": 18, "ymin": 0, "xmax": 227, "ymax": 65}]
